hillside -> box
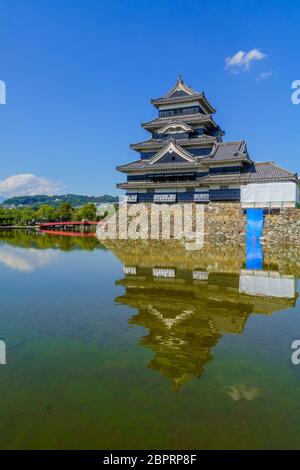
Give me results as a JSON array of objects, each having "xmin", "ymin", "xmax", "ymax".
[{"xmin": 2, "ymin": 194, "xmax": 119, "ymax": 207}]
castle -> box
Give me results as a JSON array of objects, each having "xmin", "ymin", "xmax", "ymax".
[{"xmin": 117, "ymin": 76, "xmax": 298, "ymax": 208}]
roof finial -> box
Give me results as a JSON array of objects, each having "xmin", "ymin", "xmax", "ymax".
[{"xmin": 177, "ymin": 73, "xmax": 183, "ymax": 83}]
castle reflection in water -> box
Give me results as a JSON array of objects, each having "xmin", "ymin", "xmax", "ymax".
[{"xmin": 112, "ymin": 241, "xmax": 298, "ymax": 391}]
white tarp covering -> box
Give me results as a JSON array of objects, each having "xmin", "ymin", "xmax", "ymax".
[
  {"xmin": 241, "ymin": 182, "xmax": 298, "ymax": 203},
  {"xmin": 239, "ymin": 272, "xmax": 296, "ymax": 298}
]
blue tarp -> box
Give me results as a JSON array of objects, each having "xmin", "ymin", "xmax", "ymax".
[
  {"xmin": 245, "ymin": 209, "xmax": 264, "ymax": 270},
  {"xmin": 246, "ymin": 239, "xmax": 263, "ymax": 270},
  {"xmin": 246, "ymin": 208, "xmax": 264, "ymax": 238}
]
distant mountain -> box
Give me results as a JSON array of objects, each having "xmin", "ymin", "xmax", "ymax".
[{"xmin": 1, "ymin": 194, "xmax": 119, "ymax": 207}]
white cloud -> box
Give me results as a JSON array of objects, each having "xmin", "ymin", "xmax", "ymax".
[
  {"xmin": 0, "ymin": 174, "xmax": 61, "ymax": 198},
  {"xmin": 0, "ymin": 246, "xmax": 59, "ymax": 272},
  {"xmin": 256, "ymin": 70, "xmax": 273, "ymax": 81},
  {"xmin": 225, "ymin": 49, "xmax": 267, "ymax": 72}
]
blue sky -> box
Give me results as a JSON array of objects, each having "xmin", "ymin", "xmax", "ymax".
[{"xmin": 0, "ymin": 0, "xmax": 299, "ymax": 197}]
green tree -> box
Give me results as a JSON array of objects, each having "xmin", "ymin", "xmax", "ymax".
[
  {"xmin": 78, "ymin": 203, "xmax": 97, "ymax": 221},
  {"xmin": 57, "ymin": 202, "xmax": 73, "ymax": 221},
  {"xmin": 71, "ymin": 208, "xmax": 82, "ymax": 221},
  {"xmin": 36, "ymin": 205, "xmax": 59, "ymax": 222},
  {"xmin": 19, "ymin": 208, "xmax": 36, "ymax": 225},
  {"xmin": 0, "ymin": 208, "xmax": 16, "ymax": 225}
]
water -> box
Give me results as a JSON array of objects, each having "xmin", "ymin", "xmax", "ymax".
[{"xmin": 0, "ymin": 230, "xmax": 299, "ymax": 449}]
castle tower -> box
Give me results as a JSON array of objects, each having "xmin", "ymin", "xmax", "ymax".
[{"xmin": 117, "ymin": 77, "xmax": 298, "ymax": 206}]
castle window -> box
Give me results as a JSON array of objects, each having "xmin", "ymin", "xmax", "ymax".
[{"xmin": 159, "ymin": 106, "xmax": 201, "ymax": 118}]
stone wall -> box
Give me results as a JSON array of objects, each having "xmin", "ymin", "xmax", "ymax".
[
  {"xmin": 114, "ymin": 202, "xmax": 246, "ymax": 243},
  {"xmin": 262, "ymin": 208, "xmax": 300, "ymax": 244},
  {"xmin": 204, "ymin": 204, "xmax": 300, "ymax": 244},
  {"xmin": 204, "ymin": 202, "xmax": 245, "ymax": 243},
  {"xmin": 101, "ymin": 202, "xmax": 299, "ymax": 245}
]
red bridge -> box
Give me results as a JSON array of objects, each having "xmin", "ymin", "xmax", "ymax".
[
  {"xmin": 39, "ymin": 229, "xmax": 97, "ymax": 237},
  {"xmin": 39, "ymin": 221, "xmax": 101, "ymax": 230}
]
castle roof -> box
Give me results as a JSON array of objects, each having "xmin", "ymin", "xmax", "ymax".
[
  {"xmin": 117, "ymin": 162, "xmax": 298, "ymax": 190},
  {"xmin": 202, "ymin": 141, "xmax": 250, "ymax": 163},
  {"xmin": 130, "ymin": 134, "xmax": 218, "ymax": 152},
  {"xmin": 150, "ymin": 76, "xmax": 216, "ymax": 114},
  {"xmin": 142, "ymin": 113, "xmax": 218, "ymax": 131},
  {"xmin": 117, "ymin": 141, "xmax": 251, "ymax": 172},
  {"xmin": 198, "ymin": 162, "xmax": 298, "ymax": 184}
]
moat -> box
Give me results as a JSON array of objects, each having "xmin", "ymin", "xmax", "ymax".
[{"xmin": 0, "ymin": 230, "xmax": 299, "ymax": 449}]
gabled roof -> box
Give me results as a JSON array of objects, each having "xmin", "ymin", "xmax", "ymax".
[
  {"xmin": 142, "ymin": 113, "xmax": 217, "ymax": 131},
  {"xmin": 157, "ymin": 122, "xmax": 193, "ymax": 134},
  {"xmin": 150, "ymin": 76, "xmax": 216, "ymax": 113},
  {"xmin": 165, "ymin": 75, "xmax": 197, "ymax": 98},
  {"xmin": 130, "ymin": 134, "xmax": 218, "ymax": 152},
  {"xmin": 149, "ymin": 141, "xmax": 196, "ymax": 165},
  {"xmin": 117, "ymin": 141, "xmax": 250, "ymax": 173},
  {"xmin": 201, "ymin": 141, "xmax": 251, "ymax": 164}
]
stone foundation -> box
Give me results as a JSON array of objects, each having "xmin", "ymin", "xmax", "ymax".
[
  {"xmin": 100, "ymin": 202, "xmax": 299, "ymax": 245},
  {"xmin": 203, "ymin": 202, "xmax": 245, "ymax": 243},
  {"xmin": 204, "ymin": 203, "xmax": 300, "ymax": 244},
  {"xmin": 262, "ymin": 208, "xmax": 300, "ymax": 244}
]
